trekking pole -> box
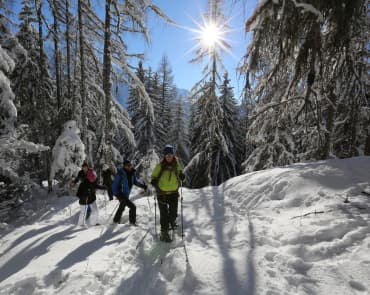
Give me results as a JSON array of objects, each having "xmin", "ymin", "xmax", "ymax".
[
  {"xmin": 180, "ymin": 181, "xmax": 184, "ymax": 239},
  {"xmin": 179, "ymin": 181, "xmax": 189, "ymax": 263},
  {"xmin": 104, "ymin": 192, "xmax": 107, "ymax": 215},
  {"xmin": 83, "ymin": 197, "xmax": 88, "ymax": 227},
  {"xmin": 154, "ymin": 195, "xmax": 157, "ymax": 238}
]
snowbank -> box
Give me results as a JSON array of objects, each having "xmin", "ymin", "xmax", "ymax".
[{"xmin": 0, "ymin": 157, "xmax": 369, "ymax": 294}]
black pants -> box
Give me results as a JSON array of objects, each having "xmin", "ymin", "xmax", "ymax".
[
  {"xmin": 107, "ymin": 188, "xmax": 113, "ymax": 200},
  {"xmin": 113, "ymin": 195, "xmax": 136, "ymax": 224},
  {"xmin": 157, "ymin": 193, "xmax": 179, "ymax": 232}
]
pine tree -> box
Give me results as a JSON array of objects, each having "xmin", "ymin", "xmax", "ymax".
[
  {"xmin": 170, "ymin": 98, "xmax": 190, "ymax": 163},
  {"xmin": 188, "ymin": 82, "xmax": 226, "ymax": 187},
  {"xmin": 127, "ymin": 61, "xmax": 155, "ymax": 157},
  {"xmin": 243, "ymin": 0, "xmax": 368, "ymax": 171},
  {"xmin": 0, "ymin": 6, "xmax": 48, "ymax": 221},
  {"xmin": 151, "ymin": 72, "xmax": 166, "ymax": 152},
  {"xmin": 187, "ymin": 0, "xmax": 233, "ymax": 187},
  {"xmin": 218, "ymin": 72, "xmax": 239, "ymax": 180},
  {"xmin": 96, "ymin": 0, "xmax": 172, "ymax": 167},
  {"xmin": 12, "ymin": 0, "xmax": 56, "ymax": 182},
  {"xmin": 156, "ymin": 55, "xmax": 175, "ymax": 151}
]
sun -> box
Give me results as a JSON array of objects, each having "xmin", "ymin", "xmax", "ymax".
[
  {"xmin": 179, "ymin": 14, "xmax": 235, "ymax": 62},
  {"xmin": 188, "ymin": 16, "xmax": 232, "ymax": 56},
  {"xmin": 200, "ymin": 22, "xmax": 222, "ymax": 49}
]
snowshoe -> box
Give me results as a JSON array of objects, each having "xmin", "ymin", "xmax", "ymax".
[{"xmin": 160, "ymin": 231, "xmax": 172, "ymax": 243}]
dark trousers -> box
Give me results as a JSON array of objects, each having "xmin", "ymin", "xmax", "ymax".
[
  {"xmin": 107, "ymin": 188, "xmax": 113, "ymax": 200},
  {"xmin": 157, "ymin": 193, "xmax": 179, "ymax": 232},
  {"xmin": 113, "ymin": 196, "xmax": 136, "ymax": 224}
]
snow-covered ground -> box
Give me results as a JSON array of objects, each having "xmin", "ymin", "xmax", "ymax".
[{"xmin": 1, "ymin": 157, "xmax": 370, "ymax": 295}]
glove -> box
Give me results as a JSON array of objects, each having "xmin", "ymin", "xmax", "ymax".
[
  {"xmin": 179, "ymin": 172, "xmax": 186, "ymax": 181},
  {"xmin": 150, "ymin": 179, "xmax": 158, "ymax": 187}
]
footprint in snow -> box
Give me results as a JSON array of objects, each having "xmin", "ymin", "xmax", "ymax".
[{"xmin": 349, "ymin": 280, "xmax": 367, "ymax": 292}]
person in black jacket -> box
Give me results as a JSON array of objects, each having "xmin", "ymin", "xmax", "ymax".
[
  {"xmin": 73, "ymin": 163, "xmax": 106, "ymax": 226},
  {"xmin": 102, "ymin": 164, "xmax": 114, "ymax": 201}
]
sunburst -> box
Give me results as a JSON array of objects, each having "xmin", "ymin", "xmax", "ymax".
[
  {"xmin": 192, "ymin": 16, "xmax": 232, "ymax": 54},
  {"xmin": 200, "ymin": 21, "xmax": 222, "ymax": 49}
]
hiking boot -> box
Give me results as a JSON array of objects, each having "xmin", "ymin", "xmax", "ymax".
[
  {"xmin": 170, "ymin": 221, "xmax": 178, "ymax": 230},
  {"xmin": 160, "ymin": 231, "xmax": 172, "ymax": 243},
  {"xmin": 130, "ymin": 221, "xmax": 138, "ymax": 226}
]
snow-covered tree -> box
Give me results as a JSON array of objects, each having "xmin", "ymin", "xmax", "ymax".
[
  {"xmin": 49, "ymin": 120, "xmax": 85, "ymax": 182},
  {"xmin": 187, "ymin": 82, "xmax": 227, "ymax": 187},
  {"xmin": 0, "ymin": 44, "xmax": 16, "ymax": 138},
  {"xmin": 97, "ymin": 0, "xmax": 172, "ymax": 167},
  {"xmin": 127, "ymin": 61, "xmax": 155, "ymax": 157},
  {"xmin": 186, "ymin": 0, "xmax": 233, "ymax": 187},
  {"xmin": 218, "ymin": 72, "xmax": 239, "ymax": 179},
  {"xmin": 151, "ymin": 71, "xmax": 166, "ymax": 152},
  {"xmin": 243, "ymin": 0, "xmax": 368, "ymax": 172},
  {"xmin": 155, "ymin": 55, "xmax": 176, "ymax": 151},
  {"xmin": 14, "ymin": 0, "xmax": 56, "ymax": 145},
  {"xmin": 170, "ymin": 98, "xmax": 190, "ymax": 164},
  {"xmin": 0, "ymin": 8, "xmax": 48, "ymax": 221}
]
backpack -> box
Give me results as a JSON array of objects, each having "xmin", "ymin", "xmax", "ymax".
[{"xmin": 86, "ymin": 168, "xmax": 97, "ymax": 183}]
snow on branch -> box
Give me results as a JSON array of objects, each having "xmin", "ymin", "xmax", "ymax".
[{"xmin": 289, "ymin": 0, "xmax": 324, "ymax": 22}]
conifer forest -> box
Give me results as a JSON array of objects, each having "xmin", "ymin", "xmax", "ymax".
[{"xmin": 0, "ymin": 0, "xmax": 369, "ymax": 221}]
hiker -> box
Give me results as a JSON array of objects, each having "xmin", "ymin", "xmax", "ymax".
[
  {"xmin": 112, "ymin": 159, "xmax": 147, "ymax": 225},
  {"xmin": 73, "ymin": 164, "xmax": 106, "ymax": 226},
  {"xmin": 102, "ymin": 164, "xmax": 114, "ymax": 201},
  {"xmin": 150, "ymin": 145, "xmax": 185, "ymax": 242}
]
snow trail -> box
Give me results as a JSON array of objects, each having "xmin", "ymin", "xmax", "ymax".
[{"xmin": 0, "ymin": 157, "xmax": 370, "ymax": 294}]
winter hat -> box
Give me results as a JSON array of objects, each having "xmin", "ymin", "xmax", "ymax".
[
  {"xmin": 123, "ymin": 159, "xmax": 132, "ymax": 166},
  {"xmin": 86, "ymin": 168, "xmax": 97, "ymax": 183},
  {"xmin": 82, "ymin": 162, "xmax": 88, "ymax": 168},
  {"xmin": 163, "ymin": 144, "xmax": 175, "ymax": 156}
]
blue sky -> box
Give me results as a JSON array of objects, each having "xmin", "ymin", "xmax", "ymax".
[
  {"xmin": 125, "ymin": 0, "xmax": 257, "ymax": 99},
  {"xmin": 9, "ymin": 0, "xmax": 257, "ymax": 99}
]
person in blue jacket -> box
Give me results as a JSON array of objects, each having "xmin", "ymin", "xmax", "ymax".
[{"xmin": 112, "ymin": 159, "xmax": 147, "ymax": 225}]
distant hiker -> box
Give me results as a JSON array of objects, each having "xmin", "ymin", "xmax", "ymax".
[
  {"xmin": 73, "ymin": 164, "xmax": 106, "ymax": 226},
  {"xmin": 150, "ymin": 145, "xmax": 185, "ymax": 242},
  {"xmin": 71, "ymin": 162, "xmax": 89, "ymax": 186},
  {"xmin": 102, "ymin": 164, "xmax": 114, "ymax": 201},
  {"xmin": 112, "ymin": 159, "xmax": 147, "ymax": 225}
]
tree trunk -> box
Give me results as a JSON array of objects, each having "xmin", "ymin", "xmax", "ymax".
[
  {"xmin": 36, "ymin": 0, "xmax": 50, "ymax": 183},
  {"xmin": 322, "ymin": 86, "xmax": 337, "ymax": 159},
  {"xmin": 365, "ymin": 135, "xmax": 370, "ymax": 156},
  {"xmin": 102, "ymin": 0, "xmax": 113, "ymax": 165},
  {"xmin": 78, "ymin": 0, "xmax": 87, "ymax": 145},
  {"xmin": 52, "ymin": 0, "xmax": 61, "ymax": 114},
  {"xmin": 65, "ymin": 0, "xmax": 72, "ymax": 116}
]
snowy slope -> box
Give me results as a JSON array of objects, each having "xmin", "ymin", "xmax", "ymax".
[{"xmin": 1, "ymin": 157, "xmax": 370, "ymax": 295}]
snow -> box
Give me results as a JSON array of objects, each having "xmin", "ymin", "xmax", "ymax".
[
  {"xmin": 49, "ymin": 121, "xmax": 86, "ymax": 181},
  {"xmin": 290, "ymin": 0, "xmax": 324, "ymax": 22},
  {"xmin": 1, "ymin": 157, "xmax": 370, "ymax": 294},
  {"xmin": 0, "ymin": 45, "xmax": 17, "ymax": 137}
]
